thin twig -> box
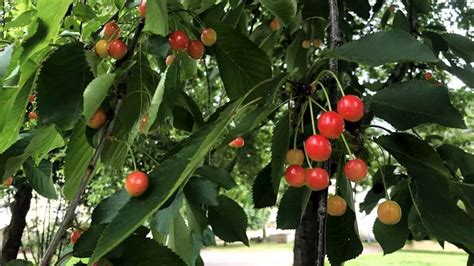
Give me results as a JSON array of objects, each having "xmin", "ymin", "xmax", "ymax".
[{"xmin": 40, "ymin": 19, "xmax": 145, "ymax": 265}]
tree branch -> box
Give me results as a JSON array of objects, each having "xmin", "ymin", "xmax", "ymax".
[{"xmin": 40, "ymin": 18, "xmax": 145, "ymax": 265}]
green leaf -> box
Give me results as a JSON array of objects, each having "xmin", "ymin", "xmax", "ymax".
[
  {"xmin": 271, "ymin": 112, "xmax": 289, "ymax": 193},
  {"xmin": 407, "ymin": 206, "xmax": 429, "ymax": 240},
  {"xmin": 327, "ymin": 30, "xmax": 438, "ymax": 66},
  {"xmin": 6, "ymin": 260, "xmax": 33, "ymax": 266},
  {"xmin": 37, "ymin": 42, "xmax": 94, "ymax": 130},
  {"xmin": 90, "ymin": 99, "xmax": 245, "ymax": 262},
  {"xmin": 5, "ymin": 10, "xmax": 37, "ymax": 30},
  {"xmin": 73, "ymin": 4, "xmax": 96, "ymax": 21},
  {"xmin": 252, "ymin": 164, "xmax": 277, "ymax": 208},
  {"xmin": 392, "ymin": 11, "xmax": 410, "ymax": 32},
  {"xmin": 23, "ymin": 159, "xmax": 57, "ymax": 199},
  {"xmin": 209, "ymin": 23, "xmax": 271, "ymax": 99},
  {"xmin": 258, "ymin": 0, "xmax": 297, "ymax": 25},
  {"xmin": 195, "ymin": 165, "xmax": 236, "ymax": 190},
  {"xmin": 91, "ymin": 190, "xmax": 130, "ymax": 225},
  {"xmin": 222, "ymin": 2, "xmax": 245, "ymax": 28},
  {"xmin": 376, "ymin": 133, "xmax": 474, "ymax": 253},
  {"xmin": 249, "ymin": 24, "xmax": 279, "ymax": 55},
  {"xmin": 442, "ymin": 33, "xmax": 474, "ymax": 63},
  {"xmin": 73, "ymin": 224, "xmax": 107, "ymax": 258},
  {"xmin": 439, "ymin": 63, "xmax": 474, "ymax": 88},
  {"xmin": 276, "ymin": 187, "xmax": 311, "ymax": 229},
  {"xmin": 83, "ymin": 73, "xmax": 115, "ymax": 121},
  {"xmin": 143, "ymin": 0, "xmax": 169, "ymax": 36},
  {"xmin": 208, "ymin": 195, "xmax": 249, "ymax": 245},
  {"xmin": 360, "ymin": 165, "xmax": 399, "ymax": 214},
  {"xmin": 26, "ymin": 125, "xmax": 65, "ymax": 164},
  {"xmin": 335, "ymin": 155, "xmax": 356, "ymax": 212},
  {"xmin": 64, "ymin": 119, "xmax": 95, "ymax": 200},
  {"xmin": 373, "ymin": 180, "xmax": 412, "ymax": 254},
  {"xmin": 371, "ymin": 80, "xmax": 466, "ymax": 130},
  {"xmin": 20, "ymin": 0, "xmax": 73, "ymax": 64},
  {"xmin": 437, "ymin": 144, "xmax": 474, "ymax": 183},
  {"xmin": 450, "ymin": 181, "xmax": 474, "ymax": 217},
  {"xmin": 152, "ymin": 195, "xmax": 196, "ymax": 265},
  {"xmin": 101, "ymin": 58, "xmax": 158, "ymax": 168},
  {"xmin": 184, "ymin": 177, "xmax": 219, "ymax": 206},
  {"xmin": 326, "ymin": 209, "xmax": 363, "ymax": 265},
  {"xmin": 286, "ymin": 30, "xmax": 307, "ymax": 76},
  {"xmin": 113, "ymin": 236, "xmax": 185, "ymax": 266}
]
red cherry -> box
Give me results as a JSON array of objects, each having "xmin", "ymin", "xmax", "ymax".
[
  {"xmin": 125, "ymin": 171, "xmax": 149, "ymax": 197},
  {"xmin": 305, "ymin": 135, "xmax": 332, "ymax": 162},
  {"xmin": 70, "ymin": 230, "xmax": 81, "ymax": 244},
  {"xmin": 269, "ymin": 19, "xmax": 281, "ymax": 31},
  {"xmin": 285, "ymin": 165, "xmax": 306, "ymax": 187},
  {"xmin": 108, "ymin": 39, "xmax": 128, "ymax": 60},
  {"xmin": 200, "ymin": 28, "xmax": 217, "ymax": 46},
  {"xmin": 28, "ymin": 111, "xmax": 37, "ymax": 120},
  {"xmin": 138, "ymin": 0, "xmax": 146, "ymax": 18},
  {"xmin": 187, "ymin": 40, "xmax": 205, "ymax": 60},
  {"xmin": 424, "ymin": 72, "xmax": 433, "ymax": 81},
  {"xmin": 28, "ymin": 95, "xmax": 36, "ymax": 103},
  {"xmin": 169, "ymin": 31, "xmax": 189, "ymax": 52},
  {"xmin": 229, "ymin": 137, "xmax": 245, "ymax": 148},
  {"xmin": 336, "ymin": 95, "xmax": 365, "ymax": 122},
  {"xmin": 305, "ymin": 168, "xmax": 329, "ymax": 191},
  {"xmin": 103, "ymin": 22, "xmax": 120, "ymax": 40},
  {"xmin": 344, "ymin": 158, "xmax": 368, "ymax": 182},
  {"xmin": 317, "ymin": 111, "xmax": 345, "ymax": 139}
]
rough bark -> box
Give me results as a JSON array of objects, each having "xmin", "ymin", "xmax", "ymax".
[{"xmin": 2, "ymin": 183, "xmax": 33, "ymax": 264}]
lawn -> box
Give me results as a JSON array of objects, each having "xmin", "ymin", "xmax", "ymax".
[{"xmin": 345, "ymin": 250, "xmax": 467, "ymax": 266}]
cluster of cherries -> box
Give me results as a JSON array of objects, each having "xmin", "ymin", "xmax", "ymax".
[
  {"xmin": 94, "ymin": 22, "xmax": 128, "ymax": 60},
  {"xmin": 165, "ymin": 27, "xmax": 217, "ymax": 65},
  {"xmin": 284, "ymin": 94, "xmax": 367, "ymax": 193}
]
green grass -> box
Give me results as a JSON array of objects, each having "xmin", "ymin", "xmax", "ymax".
[{"xmin": 345, "ymin": 250, "xmax": 467, "ymax": 266}]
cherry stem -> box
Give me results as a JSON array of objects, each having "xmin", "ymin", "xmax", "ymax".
[
  {"xmin": 308, "ymin": 97, "xmax": 317, "ymax": 135},
  {"xmin": 309, "ymin": 97, "xmax": 328, "ymax": 112},
  {"xmin": 340, "ymin": 134, "xmax": 354, "ymax": 159},
  {"xmin": 303, "ymin": 141, "xmax": 313, "ymax": 168},
  {"xmin": 313, "ymin": 70, "xmax": 346, "ymax": 97},
  {"xmin": 317, "ymin": 82, "xmax": 333, "ymax": 111},
  {"xmin": 366, "ymin": 141, "xmax": 391, "ymax": 200}
]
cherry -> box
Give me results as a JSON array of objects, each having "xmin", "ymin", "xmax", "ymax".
[
  {"xmin": 169, "ymin": 30, "xmax": 189, "ymax": 51},
  {"xmin": 187, "ymin": 40, "xmax": 205, "ymax": 60},
  {"xmin": 269, "ymin": 19, "xmax": 281, "ymax": 31},
  {"xmin": 70, "ymin": 230, "xmax": 81, "ymax": 244},
  {"xmin": 305, "ymin": 168, "xmax": 329, "ymax": 191},
  {"xmin": 165, "ymin": 55, "xmax": 175, "ymax": 66},
  {"xmin": 28, "ymin": 111, "xmax": 37, "ymax": 120},
  {"xmin": 344, "ymin": 158, "xmax": 367, "ymax": 182},
  {"xmin": 327, "ymin": 195, "xmax": 347, "ymax": 216},
  {"xmin": 284, "ymin": 165, "xmax": 306, "ymax": 187},
  {"xmin": 305, "ymin": 135, "xmax": 332, "ymax": 162},
  {"xmin": 377, "ymin": 200, "xmax": 402, "ymax": 225},
  {"xmin": 95, "ymin": 40, "xmax": 109, "ymax": 59},
  {"xmin": 3, "ymin": 176, "xmax": 13, "ymax": 187},
  {"xmin": 302, "ymin": 40, "xmax": 311, "ymax": 49},
  {"xmin": 424, "ymin": 72, "xmax": 433, "ymax": 81},
  {"xmin": 229, "ymin": 137, "xmax": 245, "ymax": 148},
  {"xmin": 286, "ymin": 149, "xmax": 304, "ymax": 165},
  {"xmin": 317, "ymin": 111, "xmax": 344, "ymax": 139},
  {"xmin": 28, "ymin": 95, "xmax": 36, "ymax": 103},
  {"xmin": 313, "ymin": 39, "xmax": 321, "ymax": 48},
  {"xmin": 201, "ymin": 28, "xmax": 217, "ymax": 46},
  {"xmin": 103, "ymin": 22, "xmax": 120, "ymax": 40},
  {"xmin": 336, "ymin": 95, "xmax": 365, "ymax": 122},
  {"xmin": 138, "ymin": 0, "xmax": 146, "ymax": 18},
  {"xmin": 88, "ymin": 108, "xmax": 107, "ymax": 129},
  {"xmin": 125, "ymin": 171, "xmax": 149, "ymax": 197},
  {"xmin": 108, "ymin": 39, "xmax": 127, "ymax": 60}
]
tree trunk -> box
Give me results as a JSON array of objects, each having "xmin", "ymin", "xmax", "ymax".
[
  {"xmin": 2, "ymin": 183, "xmax": 33, "ymax": 263},
  {"xmin": 293, "ymin": 0, "xmax": 340, "ymax": 265}
]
